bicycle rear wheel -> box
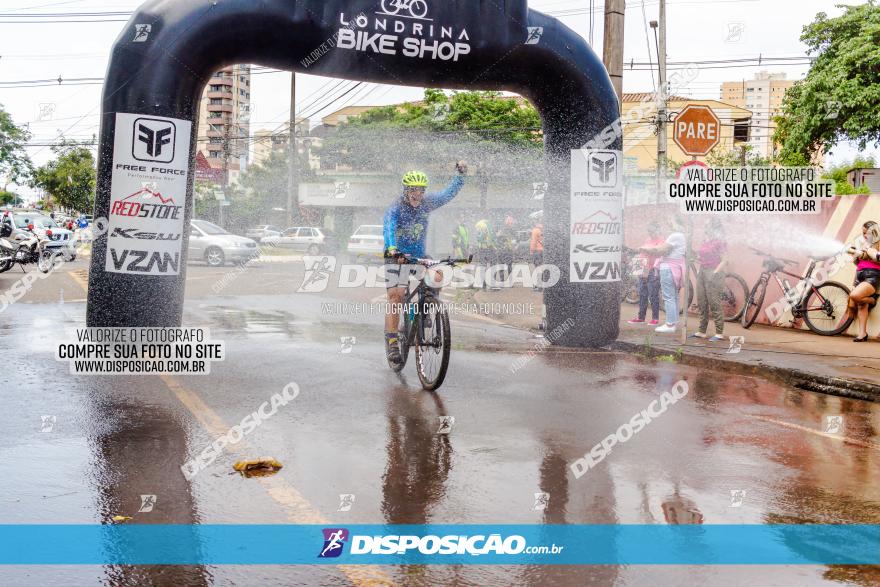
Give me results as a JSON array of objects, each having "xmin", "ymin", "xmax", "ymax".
[
  {"xmin": 722, "ymin": 273, "xmax": 749, "ymax": 322},
  {"xmin": 415, "ymin": 296, "xmax": 451, "ymax": 391},
  {"xmin": 802, "ymin": 281, "xmax": 853, "ymax": 336},
  {"xmin": 741, "ymin": 278, "xmax": 767, "ymax": 329}
]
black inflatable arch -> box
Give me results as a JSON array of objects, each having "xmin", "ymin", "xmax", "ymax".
[{"xmin": 87, "ymin": 0, "xmax": 623, "ymax": 347}]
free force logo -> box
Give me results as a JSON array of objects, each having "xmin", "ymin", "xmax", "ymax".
[
  {"xmin": 133, "ymin": 118, "xmax": 176, "ymax": 163},
  {"xmin": 588, "ymin": 152, "xmax": 619, "ymax": 187},
  {"xmin": 319, "ymin": 528, "xmax": 350, "ymax": 558}
]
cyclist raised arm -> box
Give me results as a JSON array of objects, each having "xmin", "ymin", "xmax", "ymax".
[{"xmin": 383, "ymin": 161, "xmax": 468, "ymax": 366}]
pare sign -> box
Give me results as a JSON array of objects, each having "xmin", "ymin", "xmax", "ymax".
[{"xmin": 337, "ymin": 7, "xmax": 472, "ymax": 62}]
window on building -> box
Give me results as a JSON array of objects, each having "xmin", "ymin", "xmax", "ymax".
[{"xmin": 209, "ymin": 150, "xmax": 222, "ymax": 158}]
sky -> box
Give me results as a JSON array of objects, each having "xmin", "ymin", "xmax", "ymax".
[{"xmin": 1, "ymin": 0, "xmax": 875, "ymax": 199}]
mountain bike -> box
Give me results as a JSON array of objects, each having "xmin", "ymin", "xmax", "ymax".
[
  {"xmin": 381, "ymin": 0, "xmax": 428, "ymax": 18},
  {"xmin": 389, "ymin": 255, "xmax": 471, "ymax": 391},
  {"xmin": 741, "ymin": 247, "xmax": 853, "ymax": 335}
]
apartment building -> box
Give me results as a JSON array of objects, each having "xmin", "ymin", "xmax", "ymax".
[
  {"xmin": 196, "ymin": 65, "xmax": 252, "ymax": 184},
  {"xmin": 720, "ymin": 72, "xmax": 794, "ymax": 160}
]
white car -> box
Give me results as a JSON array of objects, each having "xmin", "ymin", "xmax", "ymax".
[
  {"xmin": 260, "ymin": 227, "xmax": 339, "ymax": 254},
  {"xmin": 347, "ymin": 225, "xmax": 384, "ymax": 262},
  {"xmin": 246, "ymin": 225, "xmax": 283, "ymax": 240}
]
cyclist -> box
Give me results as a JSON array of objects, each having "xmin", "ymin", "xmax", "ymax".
[{"xmin": 384, "ymin": 162, "xmax": 468, "ymax": 365}]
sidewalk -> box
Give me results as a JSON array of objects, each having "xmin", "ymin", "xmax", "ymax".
[{"xmin": 465, "ymin": 286, "xmax": 880, "ymax": 400}]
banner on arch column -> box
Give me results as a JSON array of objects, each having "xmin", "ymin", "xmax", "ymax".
[
  {"xmin": 570, "ymin": 149, "xmax": 624, "ymax": 283},
  {"xmin": 105, "ymin": 113, "xmax": 192, "ymax": 276}
]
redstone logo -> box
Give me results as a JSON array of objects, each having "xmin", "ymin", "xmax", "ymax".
[
  {"xmin": 110, "ymin": 187, "xmax": 182, "ymax": 220},
  {"xmin": 571, "ymin": 211, "xmax": 621, "ymax": 235}
]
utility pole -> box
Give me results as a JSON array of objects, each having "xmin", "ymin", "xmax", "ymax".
[
  {"xmin": 602, "ymin": 0, "xmax": 625, "ymax": 110},
  {"xmin": 287, "ymin": 72, "xmax": 298, "ymax": 227},
  {"xmin": 652, "ymin": 0, "xmax": 668, "ymax": 201},
  {"xmin": 220, "ymin": 120, "xmax": 230, "ymax": 228}
]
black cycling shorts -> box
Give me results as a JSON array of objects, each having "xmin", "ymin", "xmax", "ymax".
[{"xmin": 856, "ymin": 268, "xmax": 880, "ymax": 296}]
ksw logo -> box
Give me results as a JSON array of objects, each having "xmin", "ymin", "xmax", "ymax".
[
  {"xmin": 572, "ymin": 261, "xmax": 620, "ymax": 282},
  {"xmin": 318, "ymin": 528, "xmax": 349, "ymax": 558},
  {"xmin": 110, "ymin": 187, "xmax": 182, "ymax": 220},
  {"xmin": 571, "ymin": 211, "xmax": 621, "ymax": 235},
  {"xmin": 111, "ymin": 228, "xmax": 181, "ymax": 241},
  {"xmin": 573, "ymin": 244, "xmax": 622, "ymax": 254},
  {"xmin": 110, "ymin": 249, "xmax": 180, "ymax": 274},
  {"xmin": 588, "ymin": 151, "xmax": 619, "ymax": 187},
  {"xmin": 133, "ymin": 118, "xmax": 176, "ymax": 163}
]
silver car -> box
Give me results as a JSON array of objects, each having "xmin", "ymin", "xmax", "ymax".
[{"xmin": 188, "ymin": 219, "xmax": 259, "ymax": 267}]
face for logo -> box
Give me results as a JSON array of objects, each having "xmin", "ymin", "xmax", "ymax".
[
  {"xmin": 132, "ymin": 118, "xmax": 176, "ymax": 163},
  {"xmin": 588, "ymin": 152, "xmax": 619, "ymax": 187}
]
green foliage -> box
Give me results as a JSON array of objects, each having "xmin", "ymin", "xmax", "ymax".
[
  {"xmin": 0, "ymin": 190, "xmax": 19, "ymax": 206},
  {"xmin": 706, "ymin": 145, "xmax": 771, "ymax": 167},
  {"xmin": 775, "ymin": 2, "xmax": 880, "ymax": 161},
  {"xmin": 318, "ymin": 90, "xmax": 544, "ymax": 182},
  {"xmin": 822, "ymin": 155, "xmax": 875, "ymax": 195},
  {"xmin": 31, "ymin": 139, "xmax": 96, "ymax": 212},
  {"xmin": 0, "ymin": 103, "xmax": 33, "ymax": 188}
]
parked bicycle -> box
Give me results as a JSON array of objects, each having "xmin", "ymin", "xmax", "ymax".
[
  {"xmin": 390, "ymin": 254, "xmax": 471, "ymax": 391},
  {"xmin": 740, "ymin": 247, "xmax": 852, "ymax": 335}
]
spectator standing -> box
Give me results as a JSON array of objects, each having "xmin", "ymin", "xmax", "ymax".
[
  {"xmin": 530, "ymin": 222, "xmax": 544, "ymax": 292},
  {"xmin": 628, "ymin": 221, "xmax": 664, "ymax": 325},
  {"xmin": 640, "ymin": 215, "xmax": 687, "ymax": 334},
  {"xmin": 690, "ymin": 218, "xmax": 728, "ymax": 342},
  {"xmin": 452, "ymin": 216, "xmax": 470, "ymax": 259}
]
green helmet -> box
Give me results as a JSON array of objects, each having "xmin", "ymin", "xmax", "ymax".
[{"xmin": 402, "ymin": 171, "xmax": 429, "ymax": 187}]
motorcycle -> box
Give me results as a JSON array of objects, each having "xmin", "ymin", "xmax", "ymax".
[{"xmin": 0, "ymin": 220, "xmax": 66, "ymax": 274}]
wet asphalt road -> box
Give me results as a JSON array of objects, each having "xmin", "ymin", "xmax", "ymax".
[{"xmin": 2, "ymin": 258, "xmax": 880, "ymax": 586}]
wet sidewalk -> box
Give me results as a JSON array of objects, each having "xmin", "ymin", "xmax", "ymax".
[{"xmin": 464, "ymin": 286, "xmax": 880, "ymax": 400}]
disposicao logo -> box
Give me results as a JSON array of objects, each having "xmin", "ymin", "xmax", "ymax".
[{"xmin": 318, "ymin": 528, "xmax": 349, "ymax": 558}]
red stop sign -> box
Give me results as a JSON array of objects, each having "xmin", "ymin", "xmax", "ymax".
[{"xmin": 674, "ymin": 105, "xmax": 720, "ymax": 156}]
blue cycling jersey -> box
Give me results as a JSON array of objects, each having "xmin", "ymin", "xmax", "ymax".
[{"xmin": 383, "ymin": 175, "xmax": 464, "ymax": 258}]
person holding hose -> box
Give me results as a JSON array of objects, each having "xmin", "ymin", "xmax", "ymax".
[{"xmin": 848, "ymin": 220, "xmax": 880, "ymax": 342}]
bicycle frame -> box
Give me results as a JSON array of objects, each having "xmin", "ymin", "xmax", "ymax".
[{"xmin": 761, "ymin": 259, "xmax": 825, "ymax": 317}]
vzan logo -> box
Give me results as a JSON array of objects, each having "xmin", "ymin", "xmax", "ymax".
[
  {"xmin": 588, "ymin": 152, "xmax": 619, "ymax": 187},
  {"xmin": 133, "ymin": 118, "xmax": 176, "ymax": 163},
  {"xmin": 337, "ymin": 1, "xmax": 471, "ymax": 62}
]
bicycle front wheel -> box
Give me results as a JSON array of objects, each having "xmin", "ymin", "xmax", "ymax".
[
  {"xmin": 741, "ymin": 278, "xmax": 767, "ymax": 329},
  {"xmin": 802, "ymin": 281, "xmax": 853, "ymax": 336},
  {"xmin": 415, "ymin": 296, "xmax": 451, "ymax": 391}
]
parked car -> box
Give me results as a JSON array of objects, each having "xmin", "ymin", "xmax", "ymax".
[
  {"xmin": 188, "ymin": 219, "xmax": 259, "ymax": 267},
  {"xmin": 2, "ymin": 213, "xmax": 77, "ymax": 260},
  {"xmin": 246, "ymin": 225, "xmax": 283, "ymax": 240},
  {"xmin": 347, "ymin": 225, "xmax": 384, "ymax": 262},
  {"xmin": 260, "ymin": 226, "xmax": 338, "ymax": 254}
]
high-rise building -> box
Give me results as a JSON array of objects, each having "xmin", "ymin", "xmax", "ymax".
[
  {"xmin": 196, "ymin": 65, "xmax": 252, "ymax": 184},
  {"xmin": 720, "ymin": 72, "xmax": 794, "ymax": 160}
]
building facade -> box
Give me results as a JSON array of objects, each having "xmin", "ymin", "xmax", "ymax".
[
  {"xmin": 720, "ymin": 72, "xmax": 794, "ymax": 160},
  {"xmin": 196, "ymin": 64, "xmax": 252, "ymax": 184}
]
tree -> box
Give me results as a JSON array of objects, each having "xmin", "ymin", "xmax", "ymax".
[
  {"xmin": 0, "ymin": 190, "xmax": 19, "ymax": 206},
  {"xmin": 775, "ymin": 2, "xmax": 880, "ymax": 162},
  {"xmin": 822, "ymin": 155, "xmax": 875, "ymax": 195},
  {"xmin": 31, "ymin": 139, "xmax": 96, "ymax": 212},
  {"xmin": 317, "ymin": 90, "xmax": 544, "ymax": 183},
  {"xmin": 706, "ymin": 145, "xmax": 771, "ymax": 167},
  {"xmin": 0, "ymin": 103, "xmax": 33, "ymax": 190}
]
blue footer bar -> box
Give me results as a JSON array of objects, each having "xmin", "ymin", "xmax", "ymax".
[{"xmin": 1, "ymin": 525, "xmax": 878, "ymax": 565}]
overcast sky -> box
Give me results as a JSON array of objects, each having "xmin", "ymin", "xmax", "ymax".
[{"xmin": 1, "ymin": 0, "xmax": 872, "ymax": 198}]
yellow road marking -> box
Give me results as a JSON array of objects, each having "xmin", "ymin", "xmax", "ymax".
[
  {"xmin": 67, "ymin": 271, "xmax": 89, "ymax": 293},
  {"xmin": 159, "ymin": 375, "xmax": 396, "ymax": 586},
  {"xmin": 749, "ymin": 414, "xmax": 880, "ymax": 451}
]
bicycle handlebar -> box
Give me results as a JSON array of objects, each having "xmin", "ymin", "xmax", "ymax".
[{"xmin": 748, "ymin": 246, "xmax": 797, "ymax": 266}]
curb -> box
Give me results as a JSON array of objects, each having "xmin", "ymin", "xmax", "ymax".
[{"xmin": 610, "ymin": 340, "xmax": 880, "ymax": 403}]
